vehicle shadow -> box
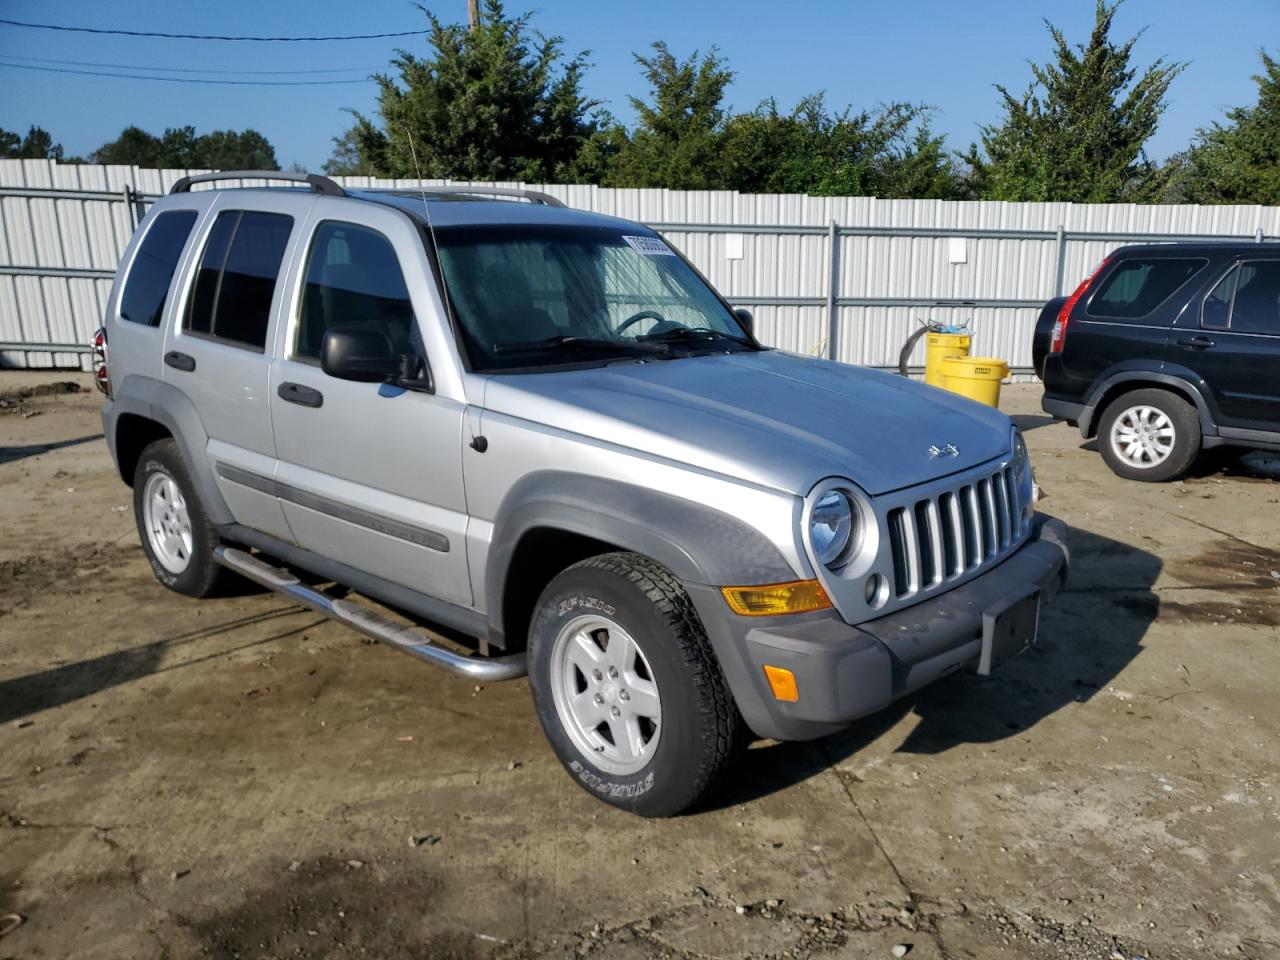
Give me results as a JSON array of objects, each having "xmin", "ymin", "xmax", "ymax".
[
  {"xmin": 0, "ymin": 607, "xmax": 322, "ymax": 725},
  {"xmin": 0, "ymin": 433, "xmax": 103, "ymax": 465},
  {"xmin": 1076, "ymin": 442, "xmax": 1280, "ymax": 482},
  {"xmin": 704, "ymin": 524, "xmax": 1160, "ymax": 810}
]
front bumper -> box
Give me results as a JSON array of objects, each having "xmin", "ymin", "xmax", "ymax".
[{"xmin": 688, "ymin": 514, "xmax": 1070, "ymax": 741}]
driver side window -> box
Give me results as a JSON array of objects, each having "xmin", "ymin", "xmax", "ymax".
[{"xmin": 296, "ymin": 221, "xmax": 414, "ymax": 363}]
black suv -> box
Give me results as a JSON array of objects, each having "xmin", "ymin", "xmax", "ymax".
[{"xmin": 1033, "ymin": 243, "xmax": 1280, "ymax": 481}]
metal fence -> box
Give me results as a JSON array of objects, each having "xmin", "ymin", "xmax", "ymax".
[{"xmin": 3, "ymin": 159, "xmax": 1279, "ymax": 375}]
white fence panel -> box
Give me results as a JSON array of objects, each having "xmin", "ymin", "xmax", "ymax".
[{"xmin": 1, "ymin": 160, "xmax": 1277, "ymax": 375}]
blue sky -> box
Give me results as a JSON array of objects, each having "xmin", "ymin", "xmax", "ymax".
[{"xmin": 1, "ymin": 0, "xmax": 1276, "ymax": 171}]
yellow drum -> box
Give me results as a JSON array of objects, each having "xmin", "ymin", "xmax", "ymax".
[
  {"xmin": 941, "ymin": 356, "xmax": 1009, "ymax": 408},
  {"xmin": 924, "ymin": 332, "xmax": 971, "ymax": 386}
]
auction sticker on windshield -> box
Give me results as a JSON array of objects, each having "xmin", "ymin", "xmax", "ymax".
[{"xmin": 622, "ymin": 235, "xmax": 675, "ymax": 256}]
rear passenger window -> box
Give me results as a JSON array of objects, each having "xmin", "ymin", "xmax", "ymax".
[
  {"xmin": 1087, "ymin": 258, "xmax": 1207, "ymax": 320},
  {"xmin": 1229, "ymin": 261, "xmax": 1280, "ymax": 335},
  {"xmin": 119, "ymin": 210, "xmax": 197, "ymax": 327},
  {"xmin": 184, "ymin": 210, "xmax": 293, "ymax": 351},
  {"xmin": 296, "ymin": 221, "xmax": 414, "ymax": 361}
]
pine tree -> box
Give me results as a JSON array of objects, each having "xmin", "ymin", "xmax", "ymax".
[
  {"xmin": 965, "ymin": 1, "xmax": 1183, "ymax": 202},
  {"xmin": 341, "ymin": 0, "xmax": 601, "ymax": 182},
  {"xmin": 604, "ymin": 42, "xmax": 733, "ymax": 190},
  {"xmin": 1179, "ymin": 50, "xmax": 1280, "ymax": 205}
]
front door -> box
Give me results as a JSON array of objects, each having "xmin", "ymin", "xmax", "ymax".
[
  {"xmin": 1169, "ymin": 259, "xmax": 1280, "ymax": 432},
  {"xmin": 268, "ymin": 202, "xmax": 473, "ymax": 607}
]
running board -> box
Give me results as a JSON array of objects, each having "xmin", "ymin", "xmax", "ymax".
[{"xmin": 213, "ymin": 546, "xmax": 527, "ymax": 681}]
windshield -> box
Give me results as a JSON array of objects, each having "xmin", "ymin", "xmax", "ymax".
[{"xmin": 431, "ymin": 224, "xmax": 755, "ymax": 371}]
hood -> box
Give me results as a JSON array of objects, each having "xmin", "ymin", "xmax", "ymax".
[{"xmin": 482, "ymin": 350, "xmax": 1013, "ymax": 497}]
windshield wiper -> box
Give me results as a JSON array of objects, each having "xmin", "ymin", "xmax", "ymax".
[
  {"xmin": 492, "ymin": 334, "xmax": 666, "ymax": 356},
  {"xmin": 637, "ymin": 327, "xmax": 755, "ymax": 348}
]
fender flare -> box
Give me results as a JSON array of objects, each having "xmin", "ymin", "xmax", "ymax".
[
  {"xmin": 106, "ymin": 374, "xmax": 233, "ymax": 525},
  {"xmin": 483, "ymin": 471, "xmax": 801, "ymax": 644},
  {"xmin": 1079, "ymin": 365, "xmax": 1218, "ymax": 438}
]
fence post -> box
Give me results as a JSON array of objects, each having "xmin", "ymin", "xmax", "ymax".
[
  {"xmin": 122, "ymin": 186, "xmax": 138, "ymax": 232},
  {"xmin": 1053, "ymin": 225, "xmax": 1067, "ymax": 296},
  {"xmin": 826, "ymin": 219, "xmax": 840, "ymax": 361}
]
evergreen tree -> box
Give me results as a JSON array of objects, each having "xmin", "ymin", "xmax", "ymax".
[
  {"xmin": 0, "ymin": 126, "xmax": 64, "ymax": 161},
  {"xmin": 965, "ymin": 1, "xmax": 1183, "ymax": 202},
  {"xmin": 343, "ymin": 0, "xmax": 601, "ymax": 181},
  {"xmin": 720, "ymin": 96, "xmax": 962, "ymax": 198},
  {"xmin": 604, "ymin": 42, "xmax": 733, "ymax": 189},
  {"xmin": 91, "ymin": 126, "xmax": 277, "ymax": 169},
  {"xmin": 1179, "ymin": 50, "xmax": 1280, "ymax": 205}
]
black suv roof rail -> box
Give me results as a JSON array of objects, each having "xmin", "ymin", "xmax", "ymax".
[
  {"xmin": 169, "ymin": 170, "xmax": 346, "ymax": 197},
  {"xmin": 384, "ymin": 184, "xmax": 565, "ymax": 207}
]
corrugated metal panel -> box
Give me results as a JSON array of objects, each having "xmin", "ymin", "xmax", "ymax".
[{"xmin": 1, "ymin": 160, "xmax": 1278, "ymax": 375}]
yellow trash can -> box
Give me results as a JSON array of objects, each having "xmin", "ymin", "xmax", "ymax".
[
  {"xmin": 941, "ymin": 356, "xmax": 1009, "ymax": 408},
  {"xmin": 924, "ymin": 332, "xmax": 971, "ymax": 387}
]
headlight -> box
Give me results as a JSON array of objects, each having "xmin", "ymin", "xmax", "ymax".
[
  {"xmin": 1011, "ymin": 428, "xmax": 1034, "ymax": 516},
  {"xmin": 810, "ymin": 489, "xmax": 856, "ymax": 568},
  {"xmin": 1012, "ymin": 429, "xmax": 1031, "ymax": 488}
]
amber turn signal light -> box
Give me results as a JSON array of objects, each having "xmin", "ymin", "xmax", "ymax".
[
  {"xmin": 763, "ymin": 664, "xmax": 800, "ymax": 702},
  {"xmin": 720, "ymin": 579, "xmax": 832, "ymax": 617}
]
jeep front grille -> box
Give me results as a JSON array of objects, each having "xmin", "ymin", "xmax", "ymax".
[{"xmin": 885, "ymin": 464, "xmax": 1025, "ymax": 600}]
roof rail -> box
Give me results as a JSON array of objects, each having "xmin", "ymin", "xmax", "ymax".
[
  {"xmin": 169, "ymin": 170, "xmax": 346, "ymax": 197},
  {"xmin": 396, "ymin": 184, "xmax": 565, "ymax": 208}
]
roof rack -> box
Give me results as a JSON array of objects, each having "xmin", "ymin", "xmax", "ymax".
[
  {"xmin": 169, "ymin": 170, "xmax": 346, "ymax": 197},
  {"xmin": 390, "ymin": 184, "xmax": 565, "ymax": 208}
]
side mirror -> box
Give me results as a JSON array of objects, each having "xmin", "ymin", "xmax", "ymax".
[
  {"xmin": 733, "ymin": 307, "xmax": 754, "ymax": 338},
  {"xmin": 320, "ymin": 326, "xmax": 401, "ymax": 383}
]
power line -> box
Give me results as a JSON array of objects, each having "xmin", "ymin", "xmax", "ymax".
[
  {"xmin": 0, "ymin": 53, "xmax": 381, "ymax": 75},
  {"xmin": 0, "ymin": 17, "xmax": 422, "ymax": 42},
  {"xmin": 0, "ymin": 61, "xmax": 373, "ymax": 86}
]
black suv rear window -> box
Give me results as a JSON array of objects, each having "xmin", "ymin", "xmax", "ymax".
[
  {"xmin": 119, "ymin": 210, "xmax": 197, "ymax": 327},
  {"xmin": 1087, "ymin": 258, "xmax": 1207, "ymax": 320},
  {"xmin": 185, "ymin": 210, "xmax": 293, "ymax": 350}
]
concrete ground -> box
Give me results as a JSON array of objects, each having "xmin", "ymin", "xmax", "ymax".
[{"xmin": 1, "ymin": 373, "xmax": 1277, "ymax": 960}]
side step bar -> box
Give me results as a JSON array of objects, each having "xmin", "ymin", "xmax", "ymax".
[{"xmin": 213, "ymin": 546, "xmax": 527, "ymax": 681}]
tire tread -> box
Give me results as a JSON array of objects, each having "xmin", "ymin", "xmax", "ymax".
[{"xmin": 554, "ymin": 551, "xmax": 741, "ymax": 815}]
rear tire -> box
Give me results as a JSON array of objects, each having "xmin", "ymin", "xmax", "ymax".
[
  {"xmin": 133, "ymin": 438, "xmax": 225, "ymax": 597},
  {"xmin": 527, "ymin": 552, "xmax": 740, "ymax": 817},
  {"xmin": 1097, "ymin": 388, "xmax": 1201, "ymax": 482}
]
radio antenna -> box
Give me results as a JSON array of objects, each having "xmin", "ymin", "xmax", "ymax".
[{"xmin": 402, "ymin": 126, "xmax": 455, "ymax": 328}]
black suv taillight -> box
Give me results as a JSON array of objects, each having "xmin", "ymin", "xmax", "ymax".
[
  {"xmin": 1049, "ymin": 257, "xmax": 1110, "ymax": 354},
  {"xmin": 91, "ymin": 326, "xmax": 110, "ymax": 397}
]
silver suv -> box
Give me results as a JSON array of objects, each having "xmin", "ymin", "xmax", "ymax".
[{"xmin": 96, "ymin": 171, "xmax": 1069, "ymax": 816}]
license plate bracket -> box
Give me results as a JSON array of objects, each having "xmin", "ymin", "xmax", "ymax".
[{"xmin": 977, "ymin": 587, "xmax": 1041, "ymax": 676}]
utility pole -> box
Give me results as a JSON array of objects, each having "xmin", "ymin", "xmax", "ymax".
[{"xmin": 468, "ymin": 0, "xmax": 479, "ymax": 30}]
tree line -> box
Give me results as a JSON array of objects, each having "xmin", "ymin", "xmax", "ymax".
[{"xmin": 4, "ymin": 1, "xmax": 1277, "ymax": 205}]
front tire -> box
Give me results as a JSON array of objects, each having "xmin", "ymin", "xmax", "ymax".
[
  {"xmin": 133, "ymin": 438, "xmax": 225, "ymax": 597},
  {"xmin": 527, "ymin": 553, "xmax": 740, "ymax": 817},
  {"xmin": 1097, "ymin": 388, "xmax": 1201, "ymax": 482}
]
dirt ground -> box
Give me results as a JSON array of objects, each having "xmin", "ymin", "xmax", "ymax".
[{"xmin": 1, "ymin": 373, "xmax": 1277, "ymax": 960}]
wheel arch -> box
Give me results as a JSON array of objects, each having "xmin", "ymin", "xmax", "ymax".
[
  {"xmin": 105, "ymin": 375, "xmax": 233, "ymax": 525},
  {"xmin": 484, "ymin": 472, "xmax": 800, "ymax": 651},
  {"xmin": 114, "ymin": 413, "xmax": 173, "ymax": 487},
  {"xmin": 1080, "ymin": 367, "xmax": 1216, "ymax": 439}
]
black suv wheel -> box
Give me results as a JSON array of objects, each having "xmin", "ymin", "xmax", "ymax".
[
  {"xmin": 527, "ymin": 552, "xmax": 741, "ymax": 817},
  {"xmin": 1097, "ymin": 388, "xmax": 1201, "ymax": 482}
]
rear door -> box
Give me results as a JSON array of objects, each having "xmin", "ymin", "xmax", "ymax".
[
  {"xmin": 267, "ymin": 200, "xmax": 473, "ymax": 607},
  {"xmin": 1064, "ymin": 254, "xmax": 1210, "ymax": 384},
  {"xmin": 164, "ymin": 193, "xmax": 308, "ymax": 541},
  {"xmin": 1168, "ymin": 258, "xmax": 1280, "ymax": 431}
]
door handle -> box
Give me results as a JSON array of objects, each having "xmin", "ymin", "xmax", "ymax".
[
  {"xmin": 1176, "ymin": 335, "xmax": 1215, "ymax": 350},
  {"xmin": 277, "ymin": 381, "xmax": 324, "ymax": 408},
  {"xmin": 164, "ymin": 351, "xmax": 196, "ymax": 372}
]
